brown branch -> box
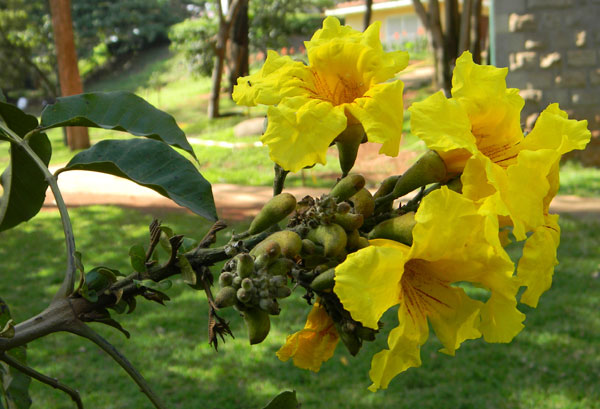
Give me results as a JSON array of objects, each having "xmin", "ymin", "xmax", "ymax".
[{"xmin": 0, "ymin": 352, "xmax": 83, "ymax": 409}]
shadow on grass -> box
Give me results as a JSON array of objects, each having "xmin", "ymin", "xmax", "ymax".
[{"xmin": 0, "ymin": 208, "xmax": 598, "ymax": 408}]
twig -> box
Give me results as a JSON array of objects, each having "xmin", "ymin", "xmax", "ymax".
[
  {"xmin": 273, "ymin": 163, "xmax": 289, "ymax": 196},
  {"xmin": 0, "ymin": 352, "xmax": 84, "ymax": 409},
  {"xmin": 0, "ymin": 123, "xmax": 77, "ymax": 300},
  {"xmin": 69, "ymin": 323, "xmax": 167, "ymax": 409}
]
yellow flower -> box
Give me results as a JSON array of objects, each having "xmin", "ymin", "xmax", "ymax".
[
  {"xmin": 334, "ymin": 187, "xmax": 524, "ymax": 391},
  {"xmin": 409, "ymin": 51, "xmax": 591, "ymax": 241},
  {"xmin": 276, "ymin": 300, "xmax": 339, "ymax": 372},
  {"xmin": 232, "ymin": 16, "xmax": 409, "ymax": 172}
]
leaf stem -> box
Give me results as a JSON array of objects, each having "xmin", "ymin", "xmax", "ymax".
[
  {"xmin": 0, "ymin": 123, "xmax": 77, "ymax": 300},
  {"xmin": 0, "ymin": 352, "xmax": 84, "ymax": 409},
  {"xmin": 69, "ymin": 323, "xmax": 168, "ymax": 409}
]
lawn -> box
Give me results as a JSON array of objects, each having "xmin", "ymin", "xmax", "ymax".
[{"xmin": 0, "ymin": 205, "xmax": 599, "ymax": 409}]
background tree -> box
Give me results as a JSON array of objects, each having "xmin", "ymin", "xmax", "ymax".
[
  {"xmin": 48, "ymin": 0, "xmax": 90, "ymax": 150},
  {"xmin": 363, "ymin": 0, "xmax": 373, "ymax": 30},
  {"xmin": 412, "ymin": 0, "xmax": 483, "ymax": 95}
]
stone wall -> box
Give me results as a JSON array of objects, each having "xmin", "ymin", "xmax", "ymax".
[{"xmin": 493, "ymin": 0, "xmax": 600, "ymax": 165}]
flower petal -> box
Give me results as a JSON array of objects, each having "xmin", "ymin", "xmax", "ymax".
[
  {"xmin": 347, "ymin": 80, "xmax": 405, "ymax": 157},
  {"xmin": 335, "ymin": 240, "xmax": 408, "ymax": 329},
  {"xmin": 276, "ymin": 301, "xmax": 339, "ymax": 372},
  {"xmin": 517, "ymin": 214, "xmax": 560, "ymax": 308},
  {"xmin": 479, "ymin": 292, "xmax": 525, "ymax": 343},
  {"xmin": 261, "ymin": 97, "xmax": 347, "ymax": 172}
]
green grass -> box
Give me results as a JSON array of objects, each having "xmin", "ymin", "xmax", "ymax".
[
  {"xmin": 558, "ymin": 161, "xmax": 600, "ymax": 197},
  {"xmin": 1, "ymin": 206, "xmax": 599, "ymax": 408}
]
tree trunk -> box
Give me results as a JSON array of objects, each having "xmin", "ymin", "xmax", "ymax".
[
  {"xmin": 458, "ymin": 0, "xmax": 473, "ymax": 54},
  {"xmin": 227, "ymin": 0, "xmax": 249, "ymax": 97},
  {"xmin": 470, "ymin": 0, "xmax": 482, "ymax": 63},
  {"xmin": 48, "ymin": 0, "xmax": 90, "ymax": 150},
  {"xmin": 363, "ymin": 0, "xmax": 373, "ymax": 30},
  {"xmin": 208, "ymin": 0, "xmax": 242, "ymax": 119}
]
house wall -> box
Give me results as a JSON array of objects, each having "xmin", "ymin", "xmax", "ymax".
[
  {"xmin": 340, "ymin": 6, "xmax": 424, "ymax": 44},
  {"xmin": 494, "ymin": 0, "xmax": 600, "ymax": 165}
]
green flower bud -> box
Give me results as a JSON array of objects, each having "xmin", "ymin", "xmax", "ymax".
[
  {"xmin": 259, "ymin": 298, "xmax": 280, "ymax": 315},
  {"xmin": 241, "ymin": 278, "xmax": 254, "ymax": 290},
  {"xmin": 275, "ymin": 286, "xmax": 292, "ymax": 299},
  {"xmin": 310, "ymin": 268, "xmax": 336, "ymax": 291},
  {"xmin": 333, "ymin": 212, "xmax": 364, "ymax": 232},
  {"xmin": 349, "ymin": 188, "xmax": 375, "ymax": 218},
  {"xmin": 248, "ymin": 193, "xmax": 297, "ymax": 235},
  {"xmin": 242, "ymin": 307, "xmax": 271, "ymax": 345},
  {"xmin": 270, "ymin": 275, "xmax": 287, "ymax": 288},
  {"xmin": 368, "ymin": 212, "xmax": 416, "ymax": 245},
  {"xmin": 300, "ymin": 239, "xmax": 324, "ymax": 256},
  {"xmin": 307, "ymin": 224, "xmax": 348, "ymax": 257},
  {"xmin": 237, "ymin": 288, "xmax": 252, "ymax": 303},
  {"xmin": 251, "ymin": 231, "xmax": 302, "ymax": 259},
  {"xmin": 232, "ymin": 276, "xmax": 242, "ymax": 289},
  {"xmin": 267, "ymin": 258, "xmax": 294, "ymax": 277},
  {"xmin": 345, "ymin": 229, "xmax": 361, "ymax": 252},
  {"xmin": 253, "ymin": 242, "xmax": 281, "ymax": 270},
  {"xmin": 219, "ymin": 271, "xmax": 234, "ymax": 288},
  {"xmin": 214, "ymin": 286, "xmax": 237, "ymax": 308},
  {"xmin": 235, "ymin": 253, "xmax": 255, "ymax": 278},
  {"xmin": 329, "ymin": 174, "xmax": 366, "ymax": 203},
  {"xmin": 336, "ymin": 202, "xmax": 352, "ymax": 214}
]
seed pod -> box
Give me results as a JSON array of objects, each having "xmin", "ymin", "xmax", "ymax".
[
  {"xmin": 251, "ymin": 231, "xmax": 302, "ymax": 259},
  {"xmin": 237, "ymin": 288, "xmax": 252, "ymax": 303},
  {"xmin": 241, "ymin": 278, "xmax": 254, "ymax": 290},
  {"xmin": 329, "ymin": 174, "xmax": 365, "ymax": 203},
  {"xmin": 242, "ymin": 307, "xmax": 271, "ymax": 345},
  {"xmin": 310, "ymin": 268, "xmax": 336, "ymax": 291},
  {"xmin": 219, "ymin": 271, "xmax": 234, "ymax": 288},
  {"xmin": 346, "ymin": 229, "xmax": 361, "ymax": 251},
  {"xmin": 368, "ymin": 212, "xmax": 416, "ymax": 245},
  {"xmin": 235, "ymin": 253, "xmax": 254, "ymax": 278},
  {"xmin": 248, "ymin": 193, "xmax": 297, "ymax": 235},
  {"xmin": 275, "ymin": 286, "xmax": 292, "ymax": 299},
  {"xmin": 253, "ymin": 242, "xmax": 282, "ymax": 270},
  {"xmin": 214, "ymin": 286, "xmax": 237, "ymax": 308},
  {"xmin": 333, "ymin": 212, "xmax": 364, "ymax": 232},
  {"xmin": 350, "ymin": 188, "xmax": 375, "ymax": 218},
  {"xmin": 307, "ymin": 224, "xmax": 347, "ymax": 257},
  {"xmin": 267, "ymin": 258, "xmax": 294, "ymax": 276}
]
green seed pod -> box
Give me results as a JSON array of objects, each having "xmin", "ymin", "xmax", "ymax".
[
  {"xmin": 368, "ymin": 212, "xmax": 416, "ymax": 245},
  {"xmin": 267, "ymin": 258, "xmax": 294, "ymax": 276},
  {"xmin": 346, "ymin": 229, "xmax": 361, "ymax": 251},
  {"xmin": 251, "ymin": 231, "xmax": 302, "ymax": 259},
  {"xmin": 329, "ymin": 174, "xmax": 366, "ymax": 203},
  {"xmin": 219, "ymin": 271, "xmax": 234, "ymax": 288},
  {"xmin": 248, "ymin": 193, "xmax": 297, "ymax": 235},
  {"xmin": 275, "ymin": 286, "xmax": 292, "ymax": 299},
  {"xmin": 350, "ymin": 188, "xmax": 375, "ymax": 218},
  {"xmin": 237, "ymin": 288, "xmax": 252, "ymax": 303},
  {"xmin": 235, "ymin": 253, "xmax": 254, "ymax": 278},
  {"xmin": 253, "ymin": 242, "xmax": 282, "ymax": 270},
  {"xmin": 307, "ymin": 224, "xmax": 348, "ymax": 257},
  {"xmin": 301, "ymin": 239, "xmax": 324, "ymax": 256},
  {"xmin": 242, "ymin": 307, "xmax": 271, "ymax": 345},
  {"xmin": 333, "ymin": 212, "xmax": 364, "ymax": 232},
  {"xmin": 310, "ymin": 268, "xmax": 336, "ymax": 291},
  {"xmin": 241, "ymin": 278, "xmax": 254, "ymax": 291},
  {"xmin": 214, "ymin": 286, "xmax": 237, "ymax": 308}
]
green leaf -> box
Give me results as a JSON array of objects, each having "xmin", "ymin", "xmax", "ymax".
[
  {"xmin": 0, "ymin": 346, "xmax": 32, "ymax": 409},
  {"xmin": 39, "ymin": 91, "xmax": 197, "ymax": 159},
  {"xmin": 129, "ymin": 244, "xmax": 147, "ymax": 273},
  {"xmin": 0, "ymin": 90, "xmax": 5, "ymax": 102},
  {"xmin": 58, "ymin": 138, "xmax": 217, "ymax": 221},
  {"xmin": 262, "ymin": 390, "xmax": 298, "ymax": 409},
  {"xmin": 0, "ymin": 132, "xmax": 52, "ymax": 232},
  {"xmin": 0, "ymin": 298, "xmax": 14, "ymax": 339},
  {"xmin": 0, "ymin": 101, "xmax": 38, "ymax": 139},
  {"xmin": 177, "ymin": 255, "xmax": 196, "ymax": 285}
]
